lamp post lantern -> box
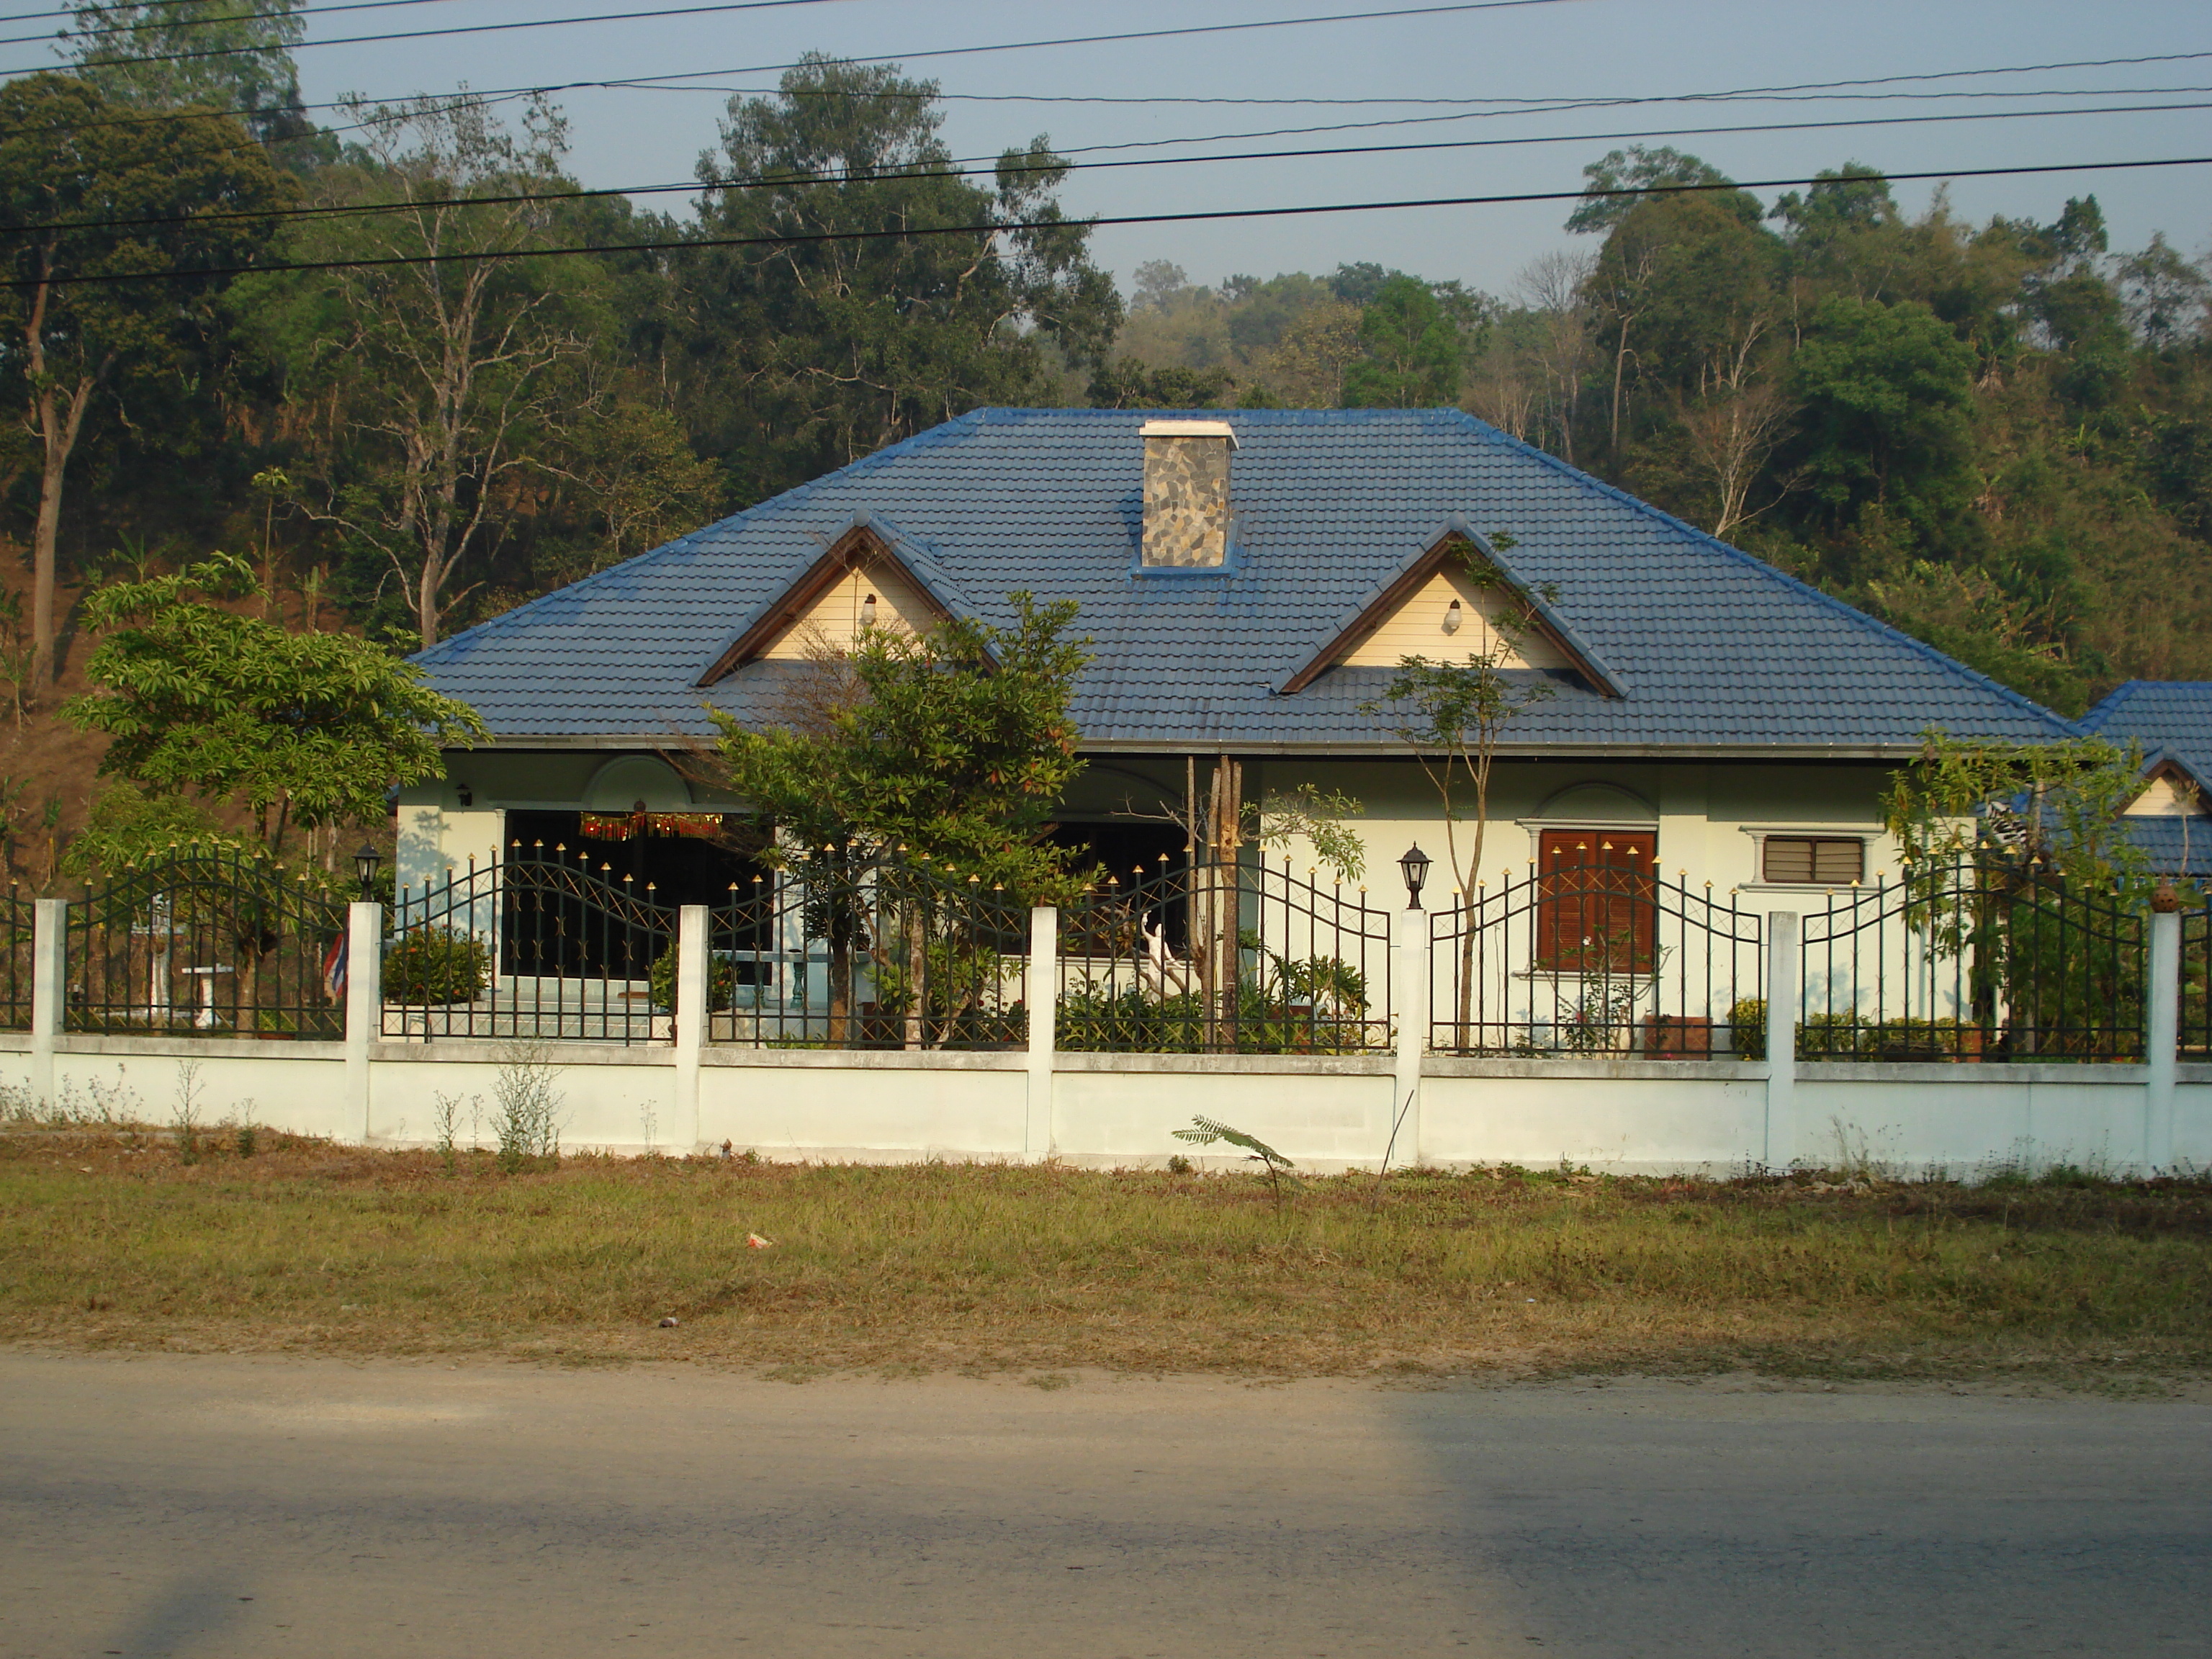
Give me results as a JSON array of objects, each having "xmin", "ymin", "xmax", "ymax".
[
  {"xmin": 1398, "ymin": 843, "xmax": 1431, "ymax": 910},
  {"xmin": 354, "ymin": 842, "xmax": 382, "ymax": 900}
]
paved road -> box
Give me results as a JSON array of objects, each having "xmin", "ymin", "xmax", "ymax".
[{"xmin": 2, "ymin": 1354, "xmax": 2206, "ymax": 1658}]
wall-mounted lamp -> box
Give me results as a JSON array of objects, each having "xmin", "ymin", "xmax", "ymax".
[
  {"xmin": 860, "ymin": 592, "xmax": 878, "ymax": 628},
  {"xmin": 454, "ymin": 782, "xmax": 472, "ymax": 808},
  {"xmin": 1442, "ymin": 598, "xmax": 1462, "ymax": 635},
  {"xmin": 354, "ymin": 842, "xmax": 382, "ymax": 899},
  {"xmin": 1398, "ymin": 842, "xmax": 1432, "ymax": 909}
]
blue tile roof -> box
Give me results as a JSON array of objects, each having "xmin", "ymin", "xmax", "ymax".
[
  {"xmin": 2077, "ymin": 683, "xmax": 2212, "ymax": 874},
  {"xmin": 2079, "ymin": 682, "xmax": 2212, "ymax": 781},
  {"xmin": 415, "ymin": 408, "xmax": 2077, "ymax": 755}
]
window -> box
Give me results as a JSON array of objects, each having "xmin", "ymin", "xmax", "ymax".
[
  {"xmin": 1761, "ymin": 837, "xmax": 1864, "ymax": 886},
  {"xmin": 1535, "ymin": 829, "xmax": 1657, "ymax": 973}
]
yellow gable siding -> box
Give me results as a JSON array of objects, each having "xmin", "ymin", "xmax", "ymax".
[
  {"xmin": 2123, "ymin": 773, "xmax": 2209, "ymax": 817},
  {"xmin": 1337, "ymin": 566, "xmax": 1568, "ymax": 670},
  {"xmin": 760, "ymin": 559, "xmax": 934, "ymax": 659}
]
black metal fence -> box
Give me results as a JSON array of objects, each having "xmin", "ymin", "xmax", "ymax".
[
  {"xmin": 2182, "ymin": 902, "xmax": 2210, "ymax": 1059},
  {"xmin": 385, "ymin": 842, "xmax": 675, "ymax": 1043},
  {"xmin": 1056, "ymin": 855, "xmax": 1391, "ymax": 1053},
  {"xmin": 1428, "ymin": 855, "xmax": 1763, "ymax": 1056},
  {"xmin": 707, "ymin": 848, "xmax": 1030, "ymax": 1048},
  {"xmin": 66, "ymin": 850, "xmax": 348, "ymax": 1039},
  {"xmin": 0, "ymin": 884, "xmax": 30, "ymax": 1032},
  {"xmin": 1800, "ymin": 855, "xmax": 2146, "ymax": 1063}
]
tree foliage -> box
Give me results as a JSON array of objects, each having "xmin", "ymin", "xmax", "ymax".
[
  {"xmin": 711, "ymin": 593, "xmax": 1092, "ymax": 898},
  {"xmin": 66, "ymin": 552, "xmax": 487, "ymax": 856}
]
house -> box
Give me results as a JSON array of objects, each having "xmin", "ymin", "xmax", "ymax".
[
  {"xmin": 402, "ymin": 408, "xmax": 2077, "ymax": 911},
  {"xmin": 2077, "ymin": 680, "xmax": 2212, "ymax": 875}
]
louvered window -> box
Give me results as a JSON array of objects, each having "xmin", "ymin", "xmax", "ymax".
[{"xmin": 1761, "ymin": 837, "xmax": 1864, "ymax": 885}]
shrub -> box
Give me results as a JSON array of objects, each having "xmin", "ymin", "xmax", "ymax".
[
  {"xmin": 382, "ymin": 927, "xmax": 490, "ymax": 1004},
  {"xmin": 647, "ymin": 947, "xmax": 737, "ymax": 1013}
]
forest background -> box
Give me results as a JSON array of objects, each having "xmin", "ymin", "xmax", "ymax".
[{"xmin": 0, "ymin": 9, "xmax": 2207, "ymax": 883}]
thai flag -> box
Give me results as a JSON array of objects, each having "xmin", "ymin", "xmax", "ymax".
[{"xmin": 322, "ymin": 932, "xmax": 348, "ymax": 1002}]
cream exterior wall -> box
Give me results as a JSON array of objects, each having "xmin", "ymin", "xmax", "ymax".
[
  {"xmin": 1336, "ymin": 567, "xmax": 1567, "ymax": 670},
  {"xmin": 760, "ymin": 560, "xmax": 932, "ymax": 659}
]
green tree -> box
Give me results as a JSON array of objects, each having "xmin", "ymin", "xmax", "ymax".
[
  {"xmin": 66, "ymin": 552, "xmax": 487, "ymax": 860},
  {"xmin": 1566, "ymin": 145, "xmax": 1737, "ymax": 235},
  {"xmin": 0, "ymin": 73, "xmax": 292, "ymax": 688},
  {"xmin": 683, "ymin": 56, "xmax": 1120, "ymax": 500},
  {"xmin": 1357, "ymin": 543, "xmax": 1555, "ymax": 1038},
  {"xmin": 244, "ymin": 94, "xmax": 594, "ymax": 647},
  {"xmin": 713, "ymin": 592, "xmax": 1090, "ymax": 893},
  {"xmin": 1342, "ymin": 275, "xmax": 1462, "ymax": 406},
  {"xmin": 1784, "ymin": 295, "xmax": 1978, "ymax": 545},
  {"xmin": 61, "ymin": 0, "xmax": 304, "ymax": 129}
]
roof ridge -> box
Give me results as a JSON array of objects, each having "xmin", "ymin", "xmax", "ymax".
[{"xmin": 1436, "ymin": 410, "xmax": 2078, "ymax": 737}]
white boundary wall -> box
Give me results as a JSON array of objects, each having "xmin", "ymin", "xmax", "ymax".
[
  {"xmin": 2, "ymin": 1035, "xmax": 2206, "ymax": 1181},
  {"xmin": 4, "ymin": 902, "xmax": 2202, "ymax": 1179}
]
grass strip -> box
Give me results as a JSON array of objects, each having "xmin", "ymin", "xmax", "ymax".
[{"xmin": 4, "ymin": 1124, "xmax": 2209, "ymax": 1385}]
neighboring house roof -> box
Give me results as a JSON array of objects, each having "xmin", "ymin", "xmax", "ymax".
[
  {"xmin": 2075, "ymin": 683, "xmax": 2212, "ymax": 875},
  {"xmin": 414, "ymin": 408, "xmax": 2077, "ymax": 756},
  {"xmin": 2079, "ymin": 681, "xmax": 2212, "ymax": 781}
]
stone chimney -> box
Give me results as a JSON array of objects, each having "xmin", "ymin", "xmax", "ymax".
[{"xmin": 1140, "ymin": 420, "xmax": 1237, "ymax": 567}]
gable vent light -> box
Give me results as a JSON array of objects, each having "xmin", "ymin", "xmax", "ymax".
[
  {"xmin": 1442, "ymin": 598, "xmax": 1462, "ymax": 634},
  {"xmin": 860, "ymin": 592, "xmax": 878, "ymax": 628}
]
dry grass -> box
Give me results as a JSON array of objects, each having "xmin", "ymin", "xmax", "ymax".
[{"xmin": 4, "ymin": 1122, "xmax": 2210, "ymax": 1386}]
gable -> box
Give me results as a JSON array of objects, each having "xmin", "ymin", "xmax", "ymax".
[
  {"xmin": 1335, "ymin": 562, "xmax": 1569, "ymax": 670},
  {"xmin": 696, "ymin": 523, "xmax": 958, "ymax": 685},
  {"xmin": 760, "ymin": 555, "xmax": 934, "ymax": 660},
  {"xmin": 2125, "ymin": 765, "xmax": 2209, "ymax": 818},
  {"xmin": 1280, "ymin": 529, "xmax": 1616, "ymax": 696}
]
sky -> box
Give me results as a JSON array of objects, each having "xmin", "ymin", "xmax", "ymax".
[{"xmin": 72, "ymin": 0, "xmax": 2212, "ymax": 297}]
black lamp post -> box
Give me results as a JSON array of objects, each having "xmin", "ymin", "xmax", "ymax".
[
  {"xmin": 1398, "ymin": 842, "xmax": 1431, "ymax": 909},
  {"xmin": 354, "ymin": 842, "xmax": 382, "ymax": 900}
]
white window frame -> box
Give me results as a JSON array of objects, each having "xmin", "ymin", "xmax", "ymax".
[{"xmin": 1736, "ymin": 826, "xmax": 1876, "ymax": 893}]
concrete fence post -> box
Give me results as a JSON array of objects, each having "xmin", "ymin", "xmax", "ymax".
[
  {"xmin": 1389, "ymin": 906, "xmax": 1428, "ymax": 1172},
  {"xmin": 675, "ymin": 905, "xmax": 709, "ymax": 1154},
  {"xmin": 2145, "ymin": 907, "xmax": 2180, "ymax": 1175},
  {"xmin": 29, "ymin": 896, "xmax": 65, "ymax": 1108},
  {"xmin": 1025, "ymin": 905, "xmax": 1057, "ymax": 1162},
  {"xmin": 1764, "ymin": 910, "xmax": 1801, "ymax": 1173},
  {"xmin": 346, "ymin": 902, "xmax": 381, "ymax": 1142}
]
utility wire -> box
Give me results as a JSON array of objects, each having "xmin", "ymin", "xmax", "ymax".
[
  {"xmin": 8, "ymin": 46, "xmax": 2207, "ymax": 139},
  {"xmin": 0, "ymin": 0, "xmax": 457, "ymax": 24},
  {"xmin": 9, "ymin": 0, "xmax": 464, "ymax": 47},
  {"xmin": 0, "ymin": 0, "xmax": 1578, "ymax": 76},
  {"xmin": 10, "ymin": 154, "xmax": 2208, "ymax": 289},
  {"xmin": 6, "ymin": 96, "xmax": 2206, "ymax": 238}
]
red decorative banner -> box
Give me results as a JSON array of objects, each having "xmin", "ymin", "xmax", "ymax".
[{"xmin": 580, "ymin": 811, "xmax": 727, "ymax": 842}]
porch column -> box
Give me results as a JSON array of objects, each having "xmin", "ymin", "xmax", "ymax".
[
  {"xmin": 1389, "ymin": 903, "xmax": 1427, "ymax": 1172},
  {"xmin": 675, "ymin": 905, "xmax": 709, "ymax": 1154},
  {"xmin": 1764, "ymin": 910, "xmax": 1800, "ymax": 1172},
  {"xmin": 2145, "ymin": 907, "xmax": 2180, "ymax": 1174},
  {"xmin": 1025, "ymin": 905, "xmax": 1057, "ymax": 1162},
  {"xmin": 29, "ymin": 897, "xmax": 65, "ymax": 1108},
  {"xmin": 345, "ymin": 902, "xmax": 382, "ymax": 1143}
]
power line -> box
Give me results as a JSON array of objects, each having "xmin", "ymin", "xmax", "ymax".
[
  {"xmin": 682, "ymin": 50, "xmax": 2212, "ymax": 105},
  {"xmin": 0, "ymin": 0, "xmax": 458, "ymax": 25},
  {"xmin": 7, "ymin": 96, "xmax": 2206, "ymax": 238},
  {"xmin": 11, "ymin": 154, "xmax": 2208, "ymax": 290},
  {"xmin": 3, "ymin": 0, "xmax": 469, "ymax": 51},
  {"xmin": 0, "ymin": 0, "xmax": 1578, "ymax": 77},
  {"xmin": 7, "ymin": 45, "xmax": 2206, "ymax": 140}
]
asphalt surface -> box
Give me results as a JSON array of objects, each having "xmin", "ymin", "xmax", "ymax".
[{"xmin": 1, "ymin": 1354, "xmax": 2206, "ymax": 1657}]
